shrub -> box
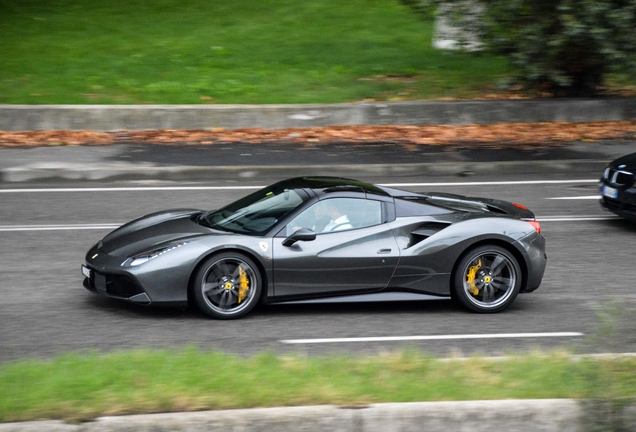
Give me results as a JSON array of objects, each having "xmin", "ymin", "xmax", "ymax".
[{"xmin": 416, "ymin": 0, "xmax": 636, "ymax": 96}]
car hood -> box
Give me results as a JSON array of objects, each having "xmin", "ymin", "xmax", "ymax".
[
  {"xmin": 609, "ymin": 152, "xmax": 636, "ymax": 170},
  {"xmin": 100, "ymin": 209, "xmax": 213, "ymax": 256}
]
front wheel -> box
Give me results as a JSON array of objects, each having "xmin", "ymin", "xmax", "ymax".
[
  {"xmin": 452, "ymin": 245, "xmax": 521, "ymax": 313},
  {"xmin": 193, "ymin": 252, "xmax": 262, "ymax": 319}
]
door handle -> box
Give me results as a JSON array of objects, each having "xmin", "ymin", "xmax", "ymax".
[{"xmin": 377, "ymin": 248, "xmax": 392, "ymax": 254}]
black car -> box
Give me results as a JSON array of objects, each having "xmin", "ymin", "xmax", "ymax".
[
  {"xmin": 82, "ymin": 177, "xmax": 547, "ymax": 319},
  {"xmin": 600, "ymin": 152, "xmax": 636, "ymax": 222}
]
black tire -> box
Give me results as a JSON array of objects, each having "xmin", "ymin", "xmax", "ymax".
[
  {"xmin": 452, "ymin": 245, "xmax": 521, "ymax": 313},
  {"xmin": 193, "ymin": 252, "xmax": 262, "ymax": 319}
]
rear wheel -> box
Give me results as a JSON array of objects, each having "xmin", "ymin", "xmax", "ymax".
[
  {"xmin": 452, "ymin": 245, "xmax": 521, "ymax": 313},
  {"xmin": 193, "ymin": 252, "xmax": 262, "ymax": 319}
]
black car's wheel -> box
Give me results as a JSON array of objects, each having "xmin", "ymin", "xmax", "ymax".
[
  {"xmin": 453, "ymin": 245, "xmax": 521, "ymax": 313},
  {"xmin": 193, "ymin": 252, "xmax": 262, "ymax": 319}
]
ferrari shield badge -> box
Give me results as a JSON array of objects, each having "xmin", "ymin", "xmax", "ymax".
[{"xmin": 259, "ymin": 242, "xmax": 268, "ymax": 252}]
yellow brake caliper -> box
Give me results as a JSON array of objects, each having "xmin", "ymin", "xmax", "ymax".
[
  {"xmin": 466, "ymin": 259, "xmax": 482, "ymax": 296},
  {"xmin": 237, "ymin": 266, "xmax": 250, "ymax": 304}
]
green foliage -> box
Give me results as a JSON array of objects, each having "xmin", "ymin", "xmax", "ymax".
[
  {"xmin": 0, "ymin": 0, "xmax": 509, "ymax": 104},
  {"xmin": 399, "ymin": 0, "xmax": 437, "ymax": 20},
  {"xmin": 1, "ymin": 348, "xmax": 636, "ymax": 422},
  {"xmin": 428, "ymin": 0, "xmax": 636, "ymax": 95}
]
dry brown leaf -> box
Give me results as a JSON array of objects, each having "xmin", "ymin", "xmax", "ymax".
[{"xmin": 0, "ymin": 121, "xmax": 634, "ymax": 148}]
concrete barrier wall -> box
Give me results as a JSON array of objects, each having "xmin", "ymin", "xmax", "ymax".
[
  {"xmin": 1, "ymin": 99, "xmax": 635, "ymax": 131},
  {"xmin": 0, "ymin": 400, "xmax": 584, "ymax": 432}
]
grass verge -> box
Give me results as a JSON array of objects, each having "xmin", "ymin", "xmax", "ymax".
[
  {"xmin": 0, "ymin": 0, "xmax": 510, "ymax": 104},
  {"xmin": 1, "ymin": 349, "xmax": 635, "ymax": 422}
]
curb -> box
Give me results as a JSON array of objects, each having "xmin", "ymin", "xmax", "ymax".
[
  {"xmin": 1, "ymin": 99, "xmax": 635, "ymax": 131},
  {"xmin": 0, "ymin": 400, "xmax": 583, "ymax": 432},
  {"xmin": 0, "ymin": 160, "xmax": 608, "ymax": 183}
]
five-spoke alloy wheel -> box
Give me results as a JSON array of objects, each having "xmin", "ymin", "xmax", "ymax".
[
  {"xmin": 453, "ymin": 245, "xmax": 522, "ymax": 313},
  {"xmin": 193, "ymin": 252, "xmax": 262, "ymax": 319}
]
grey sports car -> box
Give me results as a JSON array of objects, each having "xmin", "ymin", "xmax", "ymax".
[{"xmin": 82, "ymin": 177, "xmax": 546, "ymax": 319}]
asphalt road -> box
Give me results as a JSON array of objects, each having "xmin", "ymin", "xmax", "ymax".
[{"xmin": 1, "ymin": 171, "xmax": 635, "ymax": 363}]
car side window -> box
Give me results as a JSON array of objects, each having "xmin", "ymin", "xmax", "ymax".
[{"xmin": 286, "ymin": 198, "xmax": 382, "ymax": 237}]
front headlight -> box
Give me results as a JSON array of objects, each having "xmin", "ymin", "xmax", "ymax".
[{"xmin": 123, "ymin": 242, "xmax": 189, "ymax": 267}]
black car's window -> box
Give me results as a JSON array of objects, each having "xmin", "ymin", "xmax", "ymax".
[
  {"xmin": 198, "ymin": 187, "xmax": 305, "ymax": 235},
  {"xmin": 286, "ymin": 198, "xmax": 382, "ymax": 236}
]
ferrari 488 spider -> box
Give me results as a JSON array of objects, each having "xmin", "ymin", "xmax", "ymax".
[{"xmin": 82, "ymin": 177, "xmax": 546, "ymax": 318}]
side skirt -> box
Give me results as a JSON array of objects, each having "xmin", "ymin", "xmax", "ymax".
[{"xmin": 266, "ymin": 291, "xmax": 450, "ymax": 305}]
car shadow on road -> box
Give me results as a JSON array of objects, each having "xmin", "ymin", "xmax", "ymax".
[
  {"xmin": 83, "ymin": 295, "xmax": 203, "ymax": 320},
  {"xmin": 84, "ymin": 285, "xmax": 544, "ymax": 320},
  {"xmin": 258, "ymin": 298, "xmax": 460, "ymax": 317},
  {"xmin": 83, "ymin": 294, "xmax": 465, "ymax": 320},
  {"xmin": 602, "ymin": 218, "xmax": 636, "ymax": 232}
]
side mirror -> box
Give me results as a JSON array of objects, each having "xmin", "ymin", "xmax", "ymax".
[{"xmin": 282, "ymin": 228, "xmax": 316, "ymax": 247}]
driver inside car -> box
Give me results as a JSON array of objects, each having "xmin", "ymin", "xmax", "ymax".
[{"xmin": 319, "ymin": 200, "xmax": 352, "ymax": 232}]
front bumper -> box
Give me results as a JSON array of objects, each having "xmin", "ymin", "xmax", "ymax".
[
  {"xmin": 81, "ymin": 241, "xmax": 204, "ymax": 308},
  {"xmin": 82, "ymin": 265, "xmax": 151, "ymax": 304},
  {"xmin": 599, "ymin": 192, "xmax": 636, "ymax": 222},
  {"xmin": 599, "ymin": 177, "xmax": 636, "ymax": 222}
]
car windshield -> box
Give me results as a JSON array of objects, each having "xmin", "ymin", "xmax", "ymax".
[{"xmin": 197, "ymin": 186, "xmax": 306, "ymax": 235}]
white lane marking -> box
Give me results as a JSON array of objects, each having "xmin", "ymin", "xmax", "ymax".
[
  {"xmin": 383, "ymin": 180, "xmax": 598, "ymax": 187},
  {"xmin": 0, "ymin": 179, "xmax": 598, "ymax": 193},
  {"xmin": 0, "ymin": 224, "xmax": 120, "ymax": 232},
  {"xmin": 547, "ymin": 196, "xmax": 600, "ymax": 200},
  {"xmin": 280, "ymin": 332, "xmax": 584, "ymax": 344},
  {"xmin": 0, "ymin": 186, "xmax": 262, "ymax": 193}
]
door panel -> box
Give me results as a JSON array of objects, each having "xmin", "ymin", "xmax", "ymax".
[{"xmin": 272, "ymin": 224, "xmax": 400, "ymax": 298}]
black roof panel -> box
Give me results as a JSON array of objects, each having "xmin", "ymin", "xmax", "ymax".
[{"xmin": 278, "ymin": 177, "xmax": 391, "ymax": 198}]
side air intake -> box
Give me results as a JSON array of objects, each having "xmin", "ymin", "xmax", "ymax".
[{"xmin": 407, "ymin": 222, "xmax": 451, "ymax": 248}]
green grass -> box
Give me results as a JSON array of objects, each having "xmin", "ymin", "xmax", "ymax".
[
  {"xmin": 1, "ymin": 348, "xmax": 635, "ymax": 422},
  {"xmin": 0, "ymin": 0, "xmax": 510, "ymax": 104}
]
